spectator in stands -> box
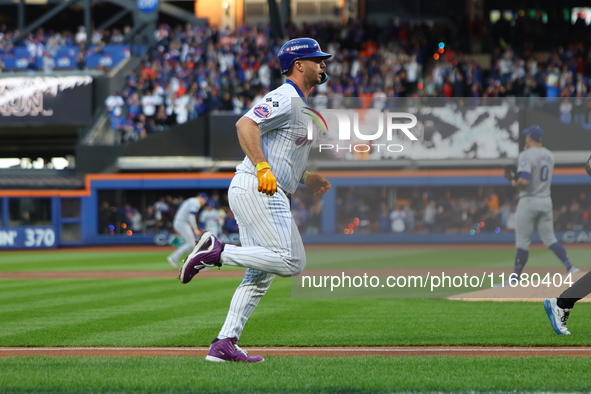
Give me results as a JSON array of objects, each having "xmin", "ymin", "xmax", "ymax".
[
  {"xmin": 307, "ymin": 197, "xmax": 323, "ymax": 234},
  {"xmin": 45, "ymin": 36, "xmax": 59, "ymax": 57},
  {"xmin": 122, "ymin": 118, "xmax": 139, "ymax": 143},
  {"xmin": 110, "ymin": 113, "xmax": 126, "ymax": 144},
  {"xmin": 555, "ymin": 205, "xmax": 570, "ymax": 231},
  {"xmin": 76, "ymin": 52, "xmax": 86, "ymax": 70},
  {"xmin": 141, "ymin": 88, "xmax": 163, "ymax": 121},
  {"xmin": 403, "ymin": 206, "xmax": 415, "ymax": 231},
  {"xmin": 118, "ymin": 204, "xmax": 135, "ymax": 233},
  {"xmin": 223, "ymin": 207, "xmax": 239, "ymax": 234},
  {"xmin": 220, "ymin": 91, "xmax": 234, "ymax": 111},
  {"xmin": 390, "ymin": 205, "xmax": 406, "ymax": 233},
  {"xmin": 26, "ymin": 57, "xmax": 39, "ymax": 72},
  {"xmin": 42, "ymin": 51, "xmax": 54, "ymax": 73},
  {"xmin": 135, "ymin": 114, "xmax": 151, "ymax": 136},
  {"xmin": 143, "ymin": 206, "xmax": 159, "ymax": 233},
  {"xmin": 199, "ymin": 201, "xmax": 221, "ymax": 237},
  {"xmin": 105, "ymin": 91, "xmax": 124, "ymax": 118},
  {"xmin": 126, "ymin": 93, "xmax": 142, "ymax": 120},
  {"xmin": 358, "ymin": 203, "xmax": 371, "ymax": 233},
  {"xmin": 99, "ymin": 201, "xmax": 115, "ymax": 234},
  {"xmin": 154, "ymin": 105, "xmax": 169, "ymax": 126},
  {"xmin": 377, "ymin": 202, "xmax": 391, "ymax": 232},
  {"xmin": 423, "ymin": 200, "xmax": 437, "ymax": 231},
  {"xmin": 172, "ymin": 88, "xmax": 191, "ymax": 124},
  {"xmin": 153, "ymin": 197, "xmax": 170, "ymax": 226},
  {"xmin": 110, "ymin": 28, "xmax": 124, "ymax": 44},
  {"xmin": 570, "ymin": 200, "xmax": 584, "ymax": 232},
  {"xmin": 75, "ymin": 26, "xmax": 87, "ymax": 46}
]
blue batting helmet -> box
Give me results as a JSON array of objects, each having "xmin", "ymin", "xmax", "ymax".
[
  {"xmin": 277, "ymin": 38, "xmax": 332, "ymax": 74},
  {"xmin": 523, "ymin": 125, "xmax": 543, "ymax": 142}
]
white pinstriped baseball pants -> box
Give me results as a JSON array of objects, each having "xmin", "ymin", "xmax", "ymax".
[{"xmin": 217, "ymin": 172, "xmax": 306, "ymax": 339}]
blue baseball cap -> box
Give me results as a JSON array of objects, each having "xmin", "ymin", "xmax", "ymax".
[
  {"xmin": 523, "ymin": 125, "xmax": 543, "ymax": 142},
  {"xmin": 196, "ymin": 192, "xmax": 209, "ymax": 203}
]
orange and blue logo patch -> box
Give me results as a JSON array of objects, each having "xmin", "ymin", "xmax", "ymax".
[{"xmin": 254, "ymin": 104, "xmax": 272, "ymax": 118}]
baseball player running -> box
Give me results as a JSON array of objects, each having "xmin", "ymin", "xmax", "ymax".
[
  {"xmin": 506, "ymin": 125, "xmax": 579, "ymax": 284},
  {"xmin": 178, "ymin": 38, "xmax": 332, "ymax": 362},
  {"xmin": 166, "ymin": 193, "xmax": 208, "ymax": 268},
  {"xmin": 544, "ymin": 155, "xmax": 591, "ymax": 335}
]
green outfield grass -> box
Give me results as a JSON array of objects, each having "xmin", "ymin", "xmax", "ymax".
[
  {"xmin": 1, "ymin": 356, "xmax": 591, "ymax": 394},
  {"xmin": 1, "ymin": 246, "xmax": 589, "ymax": 272},
  {"xmin": 2, "ymin": 247, "xmax": 591, "ymax": 393},
  {"xmin": 1, "ymin": 277, "xmax": 591, "ymax": 347}
]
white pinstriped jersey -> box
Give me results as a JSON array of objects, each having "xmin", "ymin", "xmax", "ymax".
[
  {"xmin": 173, "ymin": 197, "xmax": 202, "ymax": 228},
  {"xmin": 517, "ymin": 147, "xmax": 554, "ymax": 198},
  {"xmin": 239, "ymin": 81, "xmax": 312, "ymax": 194}
]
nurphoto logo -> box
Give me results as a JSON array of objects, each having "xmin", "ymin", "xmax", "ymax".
[{"xmin": 302, "ymin": 108, "xmax": 418, "ymax": 153}]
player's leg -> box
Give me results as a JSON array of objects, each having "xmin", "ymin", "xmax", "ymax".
[
  {"xmin": 513, "ymin": 198, "xmax": 535, "ymax": 277},
  {"xmin": 221, "ymin": 173, "xmax": 306, "ymax": 277},
  {"xmin": 217, "ymin": 220, "xmax": 275, "ymax": 340},
  {"xmin": 206, "ymin": 206, "xmax": 274, "ymax": 363},
  {"xmin": 537, "ymin": 199, "xmax": 577, "ymax": 273},
  {"xmin": 217, "ymin": 268, "xmax": 275, "ymax": 340},
  {"xmin": 167, "ymin": 222, "xmax": 196, "ymax": 266},
  {"xmin": 557, "ymin": 270, "xmax": 591, "ymax": 307},
  {"xmin": 215, "ymin": 214, "xmax": 305, "ymax": 339},
  {"xmin": 544, "ymin": 265, "xmax": 591, "ymax": 336}
]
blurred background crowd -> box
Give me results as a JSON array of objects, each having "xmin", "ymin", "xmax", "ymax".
[
  {"xmin": 5, "ymin": 15, "xmax": 591, "ymax": 141},
  {"xmin": 94, "ymin": 13, "xmax": 591, "ymax": 141},
  {"xmin": 97, "ymin": 185, "xmax": 591, "ymax": 236}
]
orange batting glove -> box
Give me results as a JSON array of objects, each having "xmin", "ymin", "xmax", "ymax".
[
  {"xmin": 256, "ymin": 161, "xmax": 277, "ymax": 196},
  {"xmin": 304, "ymin": 172, "xmax": 331, "ymax": 196}
]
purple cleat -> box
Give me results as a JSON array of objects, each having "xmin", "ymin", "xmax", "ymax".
[
  {"xmin": 178, "ymin": 232, "xmax": 223, "ymax": 284},
  {"xmin": 205, "ymin": 338, "xmax": 264, "ymax": 363}
]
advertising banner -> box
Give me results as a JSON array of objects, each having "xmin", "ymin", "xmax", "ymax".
[{"xmin": 0, "ymin": 76, "xmax": 93, "ymax": 126}]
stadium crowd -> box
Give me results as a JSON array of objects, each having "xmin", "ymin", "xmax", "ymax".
[
  {"xmin": 0, "ymin": 24, "xmax": 134, "ymax": 72},
  {"xmin": 107, "ymin": 20, "xmax": 432, "ymax": 140},
  {"xmin": 100, "ymin": 185, "xmax": 591, "ymax": 237},
  {"xmin": 425, "ymin": 9, "xmax": 591, "ymax": 100},
  {"xmin": 102, "ymin": 13, "xmax": 591, "ymax": 142},
  {"xmin": 98, "ymin": 191, "xmax": 238, "ymax": 237},
  {"xmin": 3, "ymin": 13, "xmax": 591, "ymax": 138},
  {"xmin": 328, "ymin": 186, "xmax": 591, "ymax": 235}
]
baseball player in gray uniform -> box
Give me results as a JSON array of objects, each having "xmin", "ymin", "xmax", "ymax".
[
  {"xmin": 544, "ymin": 155, "xmax": 591, "ymax": 335},
  {"xmin": 199, "ymin": 201, "xmax": 221, "ymax": 237},
  {"xmin": 508, "ymin": 125, "xmax": 579, "ymax": 283},
  {"xmin": 177, "ymin": 38, "xmax": 332, "ymax": 362},
  {"xmin": 166, "ymin": 193, "xmax": 208, "ymax": 268}
]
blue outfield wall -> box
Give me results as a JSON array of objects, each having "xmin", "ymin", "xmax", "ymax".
[{"xmin": 0, "ymin": 169, "xmax": 590, "ymax": 249}]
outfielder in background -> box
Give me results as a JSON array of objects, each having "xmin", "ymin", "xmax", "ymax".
[
  {"xmin": 198, "ymin": 201, "xmax": 221, "ymax": 237},
  {"xmin": 544, "ymin": 156, "xmax": 591, "ymax": 335},
  {"xmin": 178, "ymin": 38, "xmax": 332, "ymax": 362},
  {"xmin": 166, "ymin": 193, "xmax": 208, "ymax": 268},
  {"xmin": 506, "ymin": 125, "xmax": 579, "ymax": 283}
]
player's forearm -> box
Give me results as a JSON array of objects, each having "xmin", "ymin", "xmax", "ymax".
[
  {"xmin": 511, "ymin": 178, "xmax": 530, "ymax": 188},
  {"xmin": 236, "ymin": 117, "xmax": 267, "ymax": 165},
  {"xmin": 188, "ymin": 215, "xmax": 198, "ymax": 230}
]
